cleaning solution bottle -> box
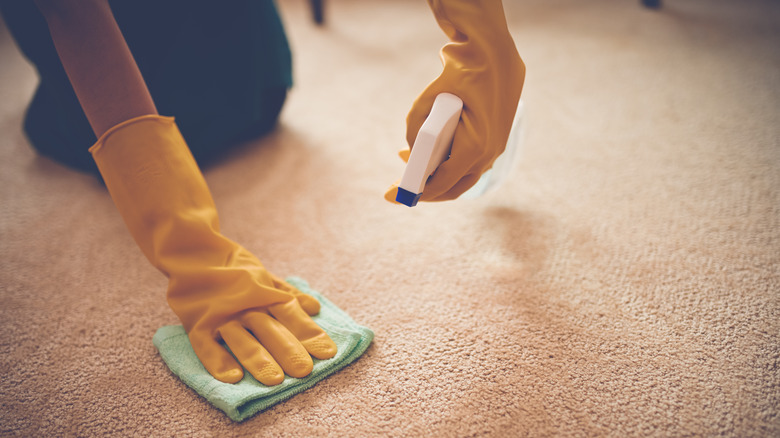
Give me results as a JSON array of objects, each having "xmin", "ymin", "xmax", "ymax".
[{"xmin": 396, "ymin": 93, "xmax": 526, "ymax": 206}]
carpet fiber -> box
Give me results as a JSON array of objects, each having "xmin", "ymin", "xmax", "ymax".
[{"xmin": 1, "ymin": 0, "xmax": 778, "ymax": 436}]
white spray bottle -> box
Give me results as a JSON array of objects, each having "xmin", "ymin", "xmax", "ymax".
[{"xmin": 395, "ymin": 93, "xmax": 526, "ymax": 207}]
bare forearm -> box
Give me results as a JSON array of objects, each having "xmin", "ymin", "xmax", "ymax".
[{"xmin": 35, "ymin": 0, "xmax": 157, "ymax": 138}]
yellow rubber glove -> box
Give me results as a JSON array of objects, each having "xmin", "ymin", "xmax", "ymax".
[
  {"xmin": 90, "ymin": 115, "xmax": 337, "ymax": 385},
  {"xmin": 385, "ymin": 0, "xmax": 525, "ymax": 203}
]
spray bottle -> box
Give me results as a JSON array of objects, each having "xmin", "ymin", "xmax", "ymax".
[{"xmin": 395, "ymin": 93, "xmax": 526, "ymax": 207}]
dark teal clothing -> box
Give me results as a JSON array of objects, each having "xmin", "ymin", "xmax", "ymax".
[{"xmin": 0, "ymin": 0, "xmax": 293, "ymax": 175}]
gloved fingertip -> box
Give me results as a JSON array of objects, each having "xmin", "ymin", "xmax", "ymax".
[
  {"xmin": 259, "ymin": 372, "xmax": 285, "ymax": 387},
  {"xmin": 214, "ymin": 367, "xmax": 244, "ymax": 384},
  {"xmin": 251, "ymin": 363, "xmax": 285, "ymax": 386},
  {"xmin": 296, "ymin": 293, "xmax": 321, "ymax": 316},
  {"xmin": 282, "ymin": 353, "xmax": 314, "ymax": 379},
  {"xmin": 191, "ymin": 333, "xmax": 245, "ymax": 384},
  {"xmin": 418, "ymin": 155, "xmax": 482, "ymax": 202},
  {"xmin": 384, "ymin": 185, "xmax": 401, "ymax": 204},
  {"xmin": 302, "ymin": 333, "xmax": 338, "ymax": 360}
]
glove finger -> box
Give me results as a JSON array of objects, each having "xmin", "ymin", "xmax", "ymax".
[
  {"xmin": 418, "ymin": 118, "xmax": 484, "ymax": 201},
  {"xmin": 189, "ymin": 331, "xmax": 244, "ymax": 384},
  {"xmin": 268, "ymin": 300, "xmax": 337, "ymax": 361},
  {"xmin": 241, "ymin": 310, "xmax": 314, "ymax": 378},
  {"xmin": 384, "ymin": 182, "xmax": 401, "ymax": 204},
  {"xmin": 425, "ymin": 170, "xmax": 482, "ymax": 202},
  {"xmin": 420, "ymin": 151, "xmax": 482, "ymax": 201},
  {"xmin": 268, "ymin": 274, "xmax": 321, "ymax": 316},
  {"xmin": 219, "ymin": 321, "xmax": 285, "ymax": 386},
  {"xmin": 294, "ymin": 294, "xmax": 321, "ymax": 316}
]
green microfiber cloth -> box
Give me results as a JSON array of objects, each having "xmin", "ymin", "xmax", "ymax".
[{"xmin": 152, "ymin": 277, "xmax": 373, "ymax": 422}]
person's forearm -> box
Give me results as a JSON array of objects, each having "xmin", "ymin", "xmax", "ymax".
[{"xmin": 34, "ymin": 0, "xmax": 157, "ymax": 138}]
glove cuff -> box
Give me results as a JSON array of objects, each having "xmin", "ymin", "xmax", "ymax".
[{"xmin": 90, "ymin": 114, "xmax": 223, "ymax": 274}]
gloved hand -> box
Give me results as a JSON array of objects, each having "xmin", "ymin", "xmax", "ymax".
[
  {"xmin": 385, "ymin": 0, "xmax": 525, "ymax": 203},
  {"xmin": 90, "ymin": 115, "xmax": 337, "ymax": 385}
]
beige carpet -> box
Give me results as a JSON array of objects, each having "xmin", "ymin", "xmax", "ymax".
[{"xmin": 2, "ymin": 0, "xmax": 778, "ymax": 436}]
